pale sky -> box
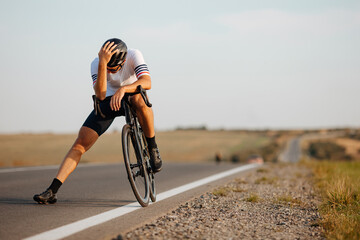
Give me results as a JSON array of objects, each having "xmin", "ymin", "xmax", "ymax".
[{"xmin": 0, "ymin": 0, "xmax": 359, "ymax": 133}]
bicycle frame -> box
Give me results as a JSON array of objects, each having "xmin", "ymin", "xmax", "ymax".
[
  {"xmin": 121, "ymin": 85, "xmax": 156, "ymax": 206},
  {"xmin": 122, "ymin": 93, "xmax": 151, "ymax": 172}
]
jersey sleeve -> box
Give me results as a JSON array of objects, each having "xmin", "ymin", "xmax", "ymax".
[
  {"xmin": 90, "ymin": 58, "xmax": 99, "ymax": 86},
  {"xmin": 131, "ymin": 49, "xmax": 150, "ymax": 78}
]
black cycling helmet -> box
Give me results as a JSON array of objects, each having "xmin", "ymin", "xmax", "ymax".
[{"xmin": 103, "ymin": 38, "xmax": 127, "ymax": 67}]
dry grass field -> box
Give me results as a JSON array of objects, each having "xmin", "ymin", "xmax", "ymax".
[
  {"xmin": 335, "ymin": 138, "xmax": 360, "ymax": 159},
  {"xmin": 301, "ymin": 129, "xmax": 360, "ymax": 239},
  {"xmin": 0, "ymin": 130, "xmax": 275, "ymax": 168},
  {"xmin": 302, "ymin": 129, "xmax": 360, "ymax": 161}
]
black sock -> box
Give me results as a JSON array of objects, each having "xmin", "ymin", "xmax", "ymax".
[
  {"xmin": 48, "ymin": 178, "xmax": 62, "ymax": 194},
  {"xmin": 146, "ymin": 136, "xmax": 157, "ymax": 150}
]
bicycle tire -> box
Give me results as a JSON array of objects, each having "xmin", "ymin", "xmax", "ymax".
[
  {"xmin": 149, "ymin": 172, "xmax": 156, "ymax": 202},
  {"xmin": 139, "ymin": 131, "xmax": 157, "ymax": 202},
  {"xmin": 122, "ymin": 124, "xmax": 150, "ymax": 207}
]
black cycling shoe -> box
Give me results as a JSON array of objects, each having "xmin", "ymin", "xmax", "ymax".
[
  {"xmin": 33, "ymin": 189, "xmax": 57, "ymax": 204},
  {"xmin": 149, "ymin": 148, "xmax": 162, "ymax": 173}
]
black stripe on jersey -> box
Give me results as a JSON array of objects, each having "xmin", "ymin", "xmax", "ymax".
[
  {"xmin": 92, "ymin": 74, "xmax": 97, "ymax": 82},
  {"xmin": 134, "ymin": 64, "xmax": 149, "ymax": 75}
]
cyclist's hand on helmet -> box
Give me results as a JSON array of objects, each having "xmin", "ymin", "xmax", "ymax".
[
  {"xmin": 110, "ymin": 87, "xmax": 125, "ymax": 111},
  {"xmin": 98, "ymin": 41, "xmax": 119, "ymax": 64}
]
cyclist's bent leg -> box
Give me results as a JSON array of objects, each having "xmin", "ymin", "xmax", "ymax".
[
  {"xmin": 130, "ymin": 94, "xmax": 162, "ymax": 172},
  {"xmin": 130, "ymin": 94, "xmax": 155, "ymax": 138},
  {"xmin": 56, "ymin": 126, "xmax": 98, "ymax": 183}
]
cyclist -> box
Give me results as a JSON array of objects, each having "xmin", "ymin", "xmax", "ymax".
[{"xmin": 33, "ymin": 38, "xmax": 162, "ymax": 204}]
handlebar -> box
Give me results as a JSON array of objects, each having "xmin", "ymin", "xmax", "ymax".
[
  {"xmin": 93, "ymin": 85, "xmax": 152, "ymax": 118},
  {"xmin": 124, "ymin": 85, "xmax": 152, "ymax": 108},
  {"xmin": 137, "ymin": 85, "xmax": 152, "ymax": 108}
]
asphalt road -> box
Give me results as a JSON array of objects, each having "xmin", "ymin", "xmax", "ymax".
[
  {"xmin": 0, "ymin": 162, "xmax": 258, "ymax": 240},
  {"xmin": 278, "ymin": 137, "xmax": 302, "ymax": 163}
]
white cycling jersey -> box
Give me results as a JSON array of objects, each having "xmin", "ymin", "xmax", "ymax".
[{"xmin": 90, "ymin": 49, "xmax": 150, "ymax": 97}]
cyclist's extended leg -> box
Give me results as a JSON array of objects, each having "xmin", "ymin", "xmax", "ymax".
[
  {"xmin": 130, "ymin": 94, "xmax": 162, "ymax": 172},
  {"xmin": 56, "ymin": 99, "xmax": 120, "ymax": 183},
  {"xmin": 56, "ymin": 126, "xmax": 98, "ymax": 182},
  {"xmin": 33, "ymin": 126, "xmax": 99, "ymax": 204},
  {"xmin": 34, "ymin": 97, "xmax": 122, "ymax": 204}
]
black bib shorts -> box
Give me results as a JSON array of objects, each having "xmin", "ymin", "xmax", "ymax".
[{"xmin": 82, "ymin": 96, "xmax": 125, "ymax": 136}]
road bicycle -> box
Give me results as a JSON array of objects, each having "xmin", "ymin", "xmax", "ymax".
[{"xmin": 121, "ymin": 85, "xmax": 156, "ymax": 207}]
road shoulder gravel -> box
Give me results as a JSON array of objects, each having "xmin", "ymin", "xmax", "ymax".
[{"xmin": 118, "ymin": 163, "xmax": 323, "ymax": 239}]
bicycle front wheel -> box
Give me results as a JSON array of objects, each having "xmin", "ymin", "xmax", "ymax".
[{"xmin": 122, "ymin": 124, "xmax": 150, "ymax": 207}]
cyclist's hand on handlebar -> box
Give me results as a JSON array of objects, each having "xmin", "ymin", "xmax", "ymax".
[
  {"xmin": 98, "ymin": 41, "xmax": 119, "ymax": 64},
  {"xmin": 110, "ymin": 88, "xmax": 125, "ymax": 111}
]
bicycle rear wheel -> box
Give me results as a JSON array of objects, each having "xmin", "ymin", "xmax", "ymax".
[
  {"xmin": 122, "ymin": 124, "xmax": 149, "ymax": 207},
  {"xmin": 139, "ymin": 131, "xmax": 157, "ymax": 202},
  {"xmin": 149, "ymin": 172, "xmax": 156, "ymax": 202}
]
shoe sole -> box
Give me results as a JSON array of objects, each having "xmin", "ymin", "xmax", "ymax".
[
  {"xmin": 150, "ymin": 162, "xmax": 162, "ymax": 173},
  {"xmin": 153, "ymin": 167, "xmax": 162, "ymax": 173},
  {"xmin": 33, "ymin": 196, "xmax": 57, "ymax": 204}
]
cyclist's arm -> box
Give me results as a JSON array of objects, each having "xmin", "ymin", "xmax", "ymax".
[
  {"xmin": 123, "ymin": 50, "xmax": 151, "ymax": 93},
  {"xmin": 110, "ymin": 75, "xmax": 151, "ymax": 111},
  {"xmin": 94, "ymin": 60, "xmax": 107, "ymax": 100},
  {"xmin": 94, "ymin": 42, "xmax": 118, "ymax": 100},
  {"xmin": 122, "ymin": 75, "xmax": 151, "ymax": 93}
]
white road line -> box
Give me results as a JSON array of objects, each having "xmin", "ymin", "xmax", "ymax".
[
  {"xmin": 0, "ymin": 163, "xmax": 119, "ymax": 173},
  {"xmin": 23, "ymin": 163, "xmax": 260, "ymax": 240}
]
